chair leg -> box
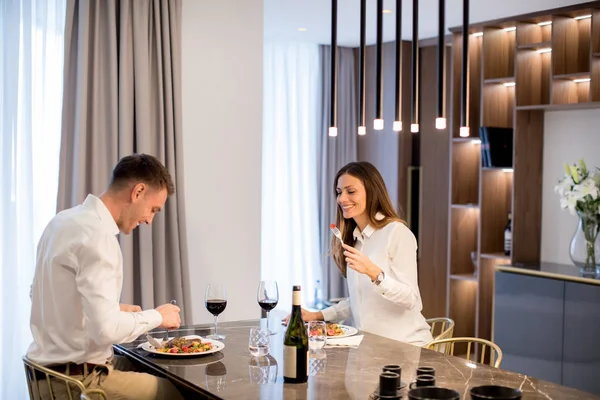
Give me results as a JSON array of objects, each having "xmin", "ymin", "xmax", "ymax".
[{"xmin": 24, "ymin": 365, "xmax": 35, "ymax": 400}]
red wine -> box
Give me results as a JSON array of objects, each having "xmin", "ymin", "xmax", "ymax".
[
  {"xmin": 206, "ymin": 299, "xmax": 227, "ymax": 316},
  {"xmin": 258, "ymin": 299, "xmax": 278, "ymax": 311}
]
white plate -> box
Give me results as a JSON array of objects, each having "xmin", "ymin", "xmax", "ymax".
[
  {"xmin": 326, "ymin": 324, "xmax": 358, "ymax": 338},
  {"xmin": 305, "ymin": 323, "xmax": 358, "ymax": 338},
  {"xmin": 140, "ymin": 335, "xmax": 225, "ymax": 357}
]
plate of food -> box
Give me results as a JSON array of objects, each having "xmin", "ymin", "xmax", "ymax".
[
  {"xmin": 140, "ymin": 335, "xmax": 225, "ymax": 357},
  {"xmin": 325, "ymin": 323, "xmax": 358, "ymax": 338},
  {"xmin": 305, "ymin": 323, "xmax": 358, "ymax": 338}
]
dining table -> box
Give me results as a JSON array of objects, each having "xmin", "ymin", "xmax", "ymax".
[{"xmin": 113, "ymin": 319, "xmax": 600, "ymax": 399}]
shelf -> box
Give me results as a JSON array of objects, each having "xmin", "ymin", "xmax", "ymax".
[
  {"xmin": 553, "ymin": 72, "xmax": 590, "ymax": 80},
  {"xmin": 593, "ymin": 53, "xmax": 600, "ymax": 58},
  {"xmin": 449, "ymin": 208, "xmax": 478, "ymax": 276},
  {"xmin": 451, "ymin": 203, "xmax": 479, "ymax": 209},
  {"xmin": 482, "ymin": 167, "xmax": 513, "ymax": 172},
  {"xmin": 552, "ymin": 15, "xmax": 591, "ymax": 76},
  {"xmin": 482, "ymin": 83, "xmax": 515, "ymax": 128},
  {"xmin": 483, "ymin": 27, "xmax": 515, "ymax": 80},
  {"xmin": 552, "ymin": 76, "xmax": 591, "ymax": 104},
  {"xmin": 516, "ymin": 48, "xmax": 551, "ymax": 106},
  {"xmin": 452, "ymin": 141, "xmax": 480, "ymax": 205},
  {"xmin": 484, "ymin": 77, "xmax": 515, "ymax": 85},
  {"xmin": 517, "ymin": 41, "xmax": 551, "ymax": 50},
  {"xmin": 480, "ymin": 252, "xmax": 511, "ymax": 260},
  {"xmin": 453, "ymin": 137, "xmax": 481, "ymax": 143},
  {"xmin": 450, "ymin": 273, "xmax": 478, "ymax": 282},
  {"xmin": 516, "ymin": 21, "xmax": 552, "ymax": 46},
  {"xmin": 516, "ymin": 102, "xmax": 600, "ymax": 110}
]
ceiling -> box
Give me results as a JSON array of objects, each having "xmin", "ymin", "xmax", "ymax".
[{"xmin": 264, "ymin": 0, "xmax": 592, "ymax": 47}]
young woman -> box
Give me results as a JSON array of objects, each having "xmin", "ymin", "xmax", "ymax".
[{"xmin": 297, "ymin": 161, "xmax": 433, "ymax": 346}]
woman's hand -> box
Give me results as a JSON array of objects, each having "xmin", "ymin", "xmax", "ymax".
[
  {"xmin": 343, "ymin": 243, "xmax": 382, "ymax": 281},
  {"xmin": 281, "ymin": 309, "xmax": 324, "ymax": 326}
]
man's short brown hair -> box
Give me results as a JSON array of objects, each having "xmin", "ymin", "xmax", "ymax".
[{"xmin": 110, "ymin": 154, "xmax": 175, "ymax": 195}]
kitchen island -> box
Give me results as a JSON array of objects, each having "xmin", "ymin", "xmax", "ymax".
[{"xmin": 115, "ymin": 319, "xmax": 599, "ymax": 399}]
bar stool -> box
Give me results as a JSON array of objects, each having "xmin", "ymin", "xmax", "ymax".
[
  {"xmin": 425, "ymin": 337, "xmax": 503, "ymax": 368},
  {"xmin": 22, "ymin": 356, "xmax": 107, "ymax": 400},
  {"xmin": 426, "ymin": 317, "xmax": 455, "ymax": 340}
]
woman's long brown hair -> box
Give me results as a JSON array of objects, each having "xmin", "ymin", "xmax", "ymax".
[{"xmin": 331, "ymin": 162, "xmax": 404, "ymax": 277}]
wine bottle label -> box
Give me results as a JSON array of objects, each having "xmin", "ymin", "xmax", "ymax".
[
  {"xmin": 284, "ymin": 345, "xmax": 296, "ymax": 378},
  {"xmin": 283, "ymin": 346, "xmax": 309, "ymax": 379},
  {"xmin": 292, "ymin": 290, "xmax": 301, "ymax": 306}
]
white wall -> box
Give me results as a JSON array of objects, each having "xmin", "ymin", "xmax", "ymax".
[
  {"xmin": 541, "ymin": 109, "xmax": 600, "ymax": 265},
  {"xmin": 182, "ymin": 0, "xmax": 264, "ymax": 323}
]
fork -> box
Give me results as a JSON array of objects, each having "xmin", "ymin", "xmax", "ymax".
[
  {"xmin": 164, "ymin": 299, "xmax": 177, "ymax": 342},
  {"xmin": 330, "ymin": 224, "xmax": 344, "ymax": 245}
]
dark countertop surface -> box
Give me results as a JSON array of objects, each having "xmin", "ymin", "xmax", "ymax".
[{"xmin": 115, "ymin": 319, "xmax": 600, "ymax": 399}]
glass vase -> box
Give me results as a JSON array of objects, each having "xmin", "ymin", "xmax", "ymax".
[{"xmin": 569, "ymin": 213, "xmax": 600, "ymax": 277}]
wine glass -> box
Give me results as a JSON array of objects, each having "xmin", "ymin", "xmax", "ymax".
[
  {"xmin": 257, "ymin": 280, "xmax": 278, "ymax": 334},
  {"xmin": 205, "ymin": 284, "xmax": 227, "ymax": 340}
]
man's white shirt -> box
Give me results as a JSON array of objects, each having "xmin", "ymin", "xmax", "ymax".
[{"xmin": 27, "ymin": 195, "xmax": 162, "ymax": 365}]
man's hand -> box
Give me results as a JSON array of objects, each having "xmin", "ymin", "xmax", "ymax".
[
  {"xmin": 282, "ymin": 308, "xmax": 323, "ymax": 326},
  {"xmin": 156, "ymin": 303, "xmax": 181, "ymax": 330},
  {"xmin": 119, "ymin": 303, "xmax": 142, "ymax": 313}
]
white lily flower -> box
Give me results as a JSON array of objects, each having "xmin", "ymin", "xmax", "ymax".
[{"xmin": 555, "ymin": 176, "xmax": 574, "ymax": 197}]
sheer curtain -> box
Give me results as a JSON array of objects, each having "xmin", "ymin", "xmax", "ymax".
[
  {"xmin": 0, "ymin": 0, "xmax": 66, "ymax": 398},
  {"xmin": 262, "ymin": 43, "xmax": 321, "ymax": 311}
]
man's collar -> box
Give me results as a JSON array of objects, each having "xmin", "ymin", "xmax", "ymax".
[{"xmin": 82, "ymin": 194, "xmax": 120, "ymax": 236}]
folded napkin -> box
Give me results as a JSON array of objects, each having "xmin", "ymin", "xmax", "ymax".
[{"xmin": 325, "ymin": 334, "xmax": 364, "ymax": 348}]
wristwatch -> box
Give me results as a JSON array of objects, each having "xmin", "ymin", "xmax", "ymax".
[{"xmin": 373, "ymin": 271, "xmax": 385, "ymax": 286}]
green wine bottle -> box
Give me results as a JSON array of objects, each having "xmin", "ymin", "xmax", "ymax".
[{"xmin": 283, "ymin": 285, "xmax": 309, "ymax": 383}]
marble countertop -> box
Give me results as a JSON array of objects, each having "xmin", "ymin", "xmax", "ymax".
[
  {"xmin": 496, "ymin": 262, "xmax": 600, "ymax": 286},
  {"xmin": 115, "ymin": 319, "xmax": 600, "ymax": 399}
]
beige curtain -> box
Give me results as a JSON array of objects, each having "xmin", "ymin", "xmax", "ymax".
[
  {"xmin": 318, "ymin": 46, "xmax": 358, "ymax": 303},
  {"xmin": 57, "ymin": 0, "xmax": 191, "ymax": 323}
]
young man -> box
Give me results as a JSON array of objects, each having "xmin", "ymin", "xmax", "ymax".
[{"xmin": 27, "ymin": 154, "xmax": 184, "ymax": 399}]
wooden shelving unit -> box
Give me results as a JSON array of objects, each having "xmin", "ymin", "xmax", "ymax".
[{"xmin": 446, "ymin": 1, "xmax": 600, "ymax": 343}]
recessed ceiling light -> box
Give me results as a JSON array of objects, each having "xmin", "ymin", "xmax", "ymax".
[
  {"xmin": 383, "ymin": 9, "xmax": 392, "ymax": 14},
  {"xmin": 297, "ymin": 28, "xmax": 307, "ymax": 32}
]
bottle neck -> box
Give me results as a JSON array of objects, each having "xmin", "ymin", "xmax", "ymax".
[{"xmin": 292, "ymin": 290, "xmax": 301, "ymax": 307}]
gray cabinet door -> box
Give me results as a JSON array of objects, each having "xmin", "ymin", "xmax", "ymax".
[
  {"xmin": 563, "ymin": 282, "xmax": 600, "ymax": 395},
  {"xmin": 493, "ymin": 272, "xmax": 564, "ymax": 384}
]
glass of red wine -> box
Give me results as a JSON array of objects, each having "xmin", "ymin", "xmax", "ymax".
[
  {"xmin": 205, "ymin": 284, "xmax": 227, "ymax": 340},
  {"xmin": 257, "ymin": 280, "xmax": 278, "ymax": 334}
]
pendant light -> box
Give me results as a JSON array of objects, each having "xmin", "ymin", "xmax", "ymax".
[
  {"xmin": 329, "ymin": 0, "xmax": 338, "ymax": 137},
  {"xmin": 435, "ymin": 0, "xmax": 446, "ymax": 130},
  {"xmin": 459, "ymin": 0, "xmax": 470, "ymax": 137},
  {"xmin": 358, "ymin": 0, "xmax": 367, "ymax": 135},
  {"xmin": 374, "ymin": 0, "xmax": 384, "ymax": 130},
  {"xmin": 393, "ymin": 0, "xmax": 403, "ymax": 132},
  {"xmin": 410, "ymin": 0, "xmax": 419, "ymax": 133}
]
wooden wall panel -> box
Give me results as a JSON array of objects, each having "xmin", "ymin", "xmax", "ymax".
[
  {"xmin": 452, "ymin": 34, "xmax": 482, "ymax": 137},
  {"xmin": 512, "ymin": 110, "xmax": 544, "ymax": 265},
  {"xmin": 451, "ymin": 142, "xmax": 480, "ymax": 205},
  {"xmin": 552, "ymin": 16, "xmax": 591, "ymax": 75},
  {"xmin": 482, "ymin": 84, "xmax": 514, "ymax": 128},
  {"xmin": 479, "ymin": 170, "xmax": 513, "ymax": 254},
  {"xmin": 419, "ymin": 45, "xmax": 451, "ymax": 319},
  {"xmin": 483, "ymin": 28, "xmax": 515, "ymax": 80},
  {"xmin": 450, "ymin": 208, "xmax": 479, "ymax": 276}
]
